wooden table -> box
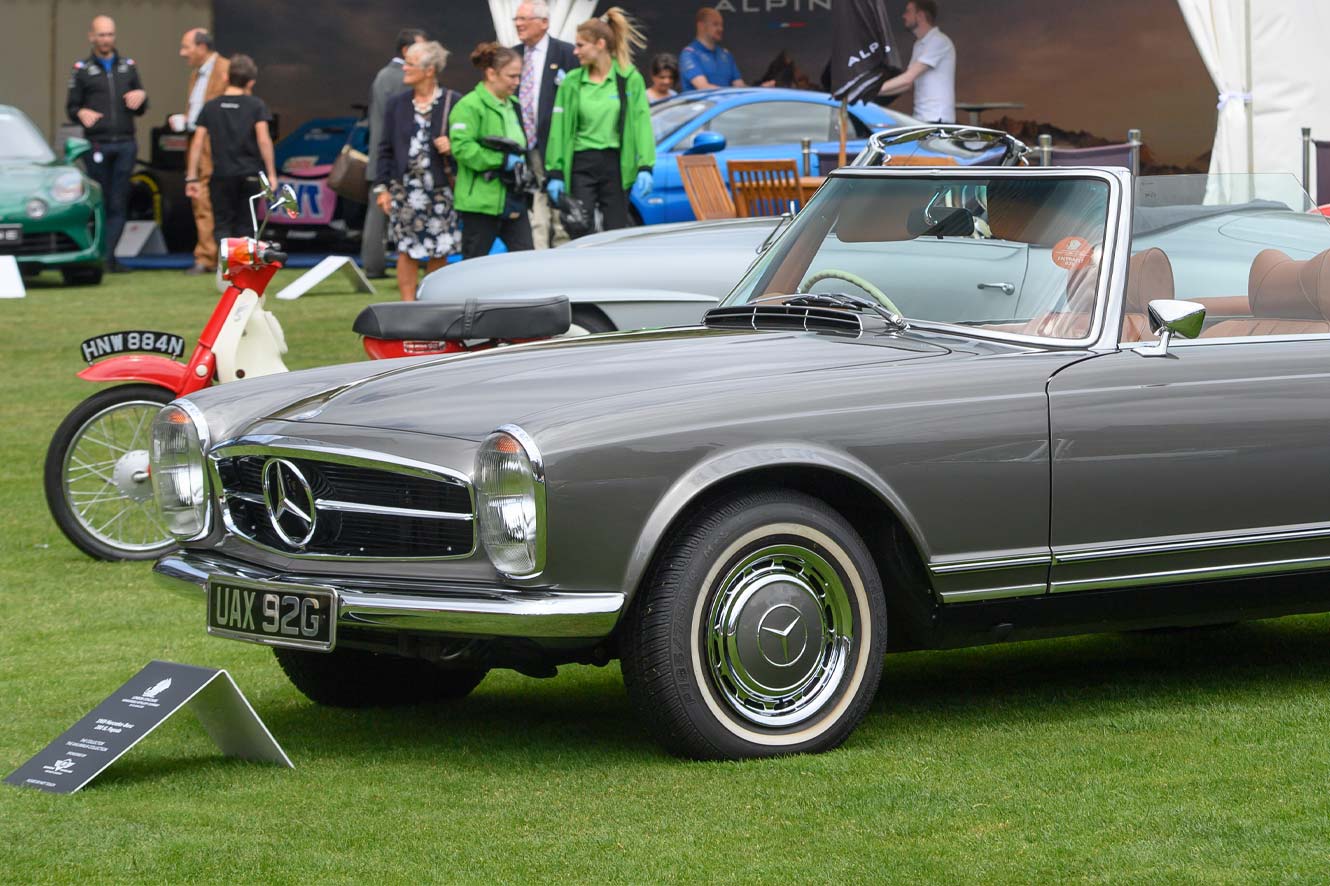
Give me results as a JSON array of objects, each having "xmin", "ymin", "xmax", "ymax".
[
  {"xmin": 954, "ymin": 102, "xmax": 1024, "ymax": 126},
  {"xmin": 799, "ymin": 175, "xmax": 826, "ymax": 194}
]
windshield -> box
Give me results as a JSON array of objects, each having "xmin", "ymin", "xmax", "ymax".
[
  {"xmin": 651, "ymin": 97, "xmax": 713, "ymax": 143},
  {"xmin": 0, "ymin": 109, "xmax": 56, "ymax": 163},
  {"xmin": 724, "ymin": 172, "xmax": 1113, "ymax": 341}
]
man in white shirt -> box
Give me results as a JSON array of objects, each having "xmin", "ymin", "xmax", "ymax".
[
  {"xmin": 179, "ymin": 28, "xmax": 229, "ymax": 273},
  {"xmin": 878, "ymin": 0, "xmax": 955, "ymax": 124},
  {"xmin": 512, "ymin": 1, "xmax": 577, "ymax": 248}
]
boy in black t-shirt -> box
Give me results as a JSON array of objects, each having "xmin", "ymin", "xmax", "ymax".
[{"xmin": 185, "ymin": 54, "xmax": 277, "ymax": 242}]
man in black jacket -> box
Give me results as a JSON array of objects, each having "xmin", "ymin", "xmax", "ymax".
[
  {"xmin": 512, "ymin": 1, "xmax": 577, "ymax": 248},
  {"xmin": 66, "ymin": 15, "xmax": 148, "ymax": 271}
]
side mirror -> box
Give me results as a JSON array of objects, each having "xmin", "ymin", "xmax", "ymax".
[
  {"xmin": 273, "ymin": 183, "xmax": 299, "ymax": 219},
  {"xmin": 1138, "ymin": 299, "xmax": 1205, "ymax": 357},
  {"xmin": 686, "ymin": 131, "xmax": 727, "ymax": 155},
  {"xmin": 64, "ymin": 137, "xmax": 91, "ymax": 164}
]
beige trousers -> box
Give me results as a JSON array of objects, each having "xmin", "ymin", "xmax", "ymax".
[
  {"xmin": 191, "ymin": 138, "xmax": 217, "ymax": 268},
  {"xmin": 528, "ymin": 191, "xmax": 569, "ymax": 250}
]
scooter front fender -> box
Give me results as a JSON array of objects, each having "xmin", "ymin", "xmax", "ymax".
[{"xmin": 77, "ymin": 354, "xmax": 192, "ymax": 394}]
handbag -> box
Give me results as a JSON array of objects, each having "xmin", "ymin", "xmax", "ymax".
[{"xmin": 328, "ymin": 142, "xmax": 369, "ymax": 203}]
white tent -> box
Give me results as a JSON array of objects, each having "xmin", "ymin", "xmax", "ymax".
[
  {"xmin": 1178, "ymin": 0, "xmax": 1330, "ymax": 195},
  {"xmin": 488, "ymin": 0, "xmax": 599, "ymax": 46}
]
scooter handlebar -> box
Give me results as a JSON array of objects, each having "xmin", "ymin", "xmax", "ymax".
[{"xmin": 259, "ymin": 246, "xmax": 287, "ymax": 265}]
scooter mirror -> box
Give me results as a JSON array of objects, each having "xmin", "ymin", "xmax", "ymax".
[{"xmin": 276, "ymin": 184, "xmax": 299, "ymax": 219}]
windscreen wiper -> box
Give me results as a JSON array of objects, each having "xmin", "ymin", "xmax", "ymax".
[{"xmin": 784, "ymin": 292, "xmax": 909, "ymax": 331}]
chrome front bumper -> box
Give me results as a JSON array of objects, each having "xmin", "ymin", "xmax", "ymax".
[{"xmin": 154, "ymin": 551, "xmax": 624, "ymax": 639}]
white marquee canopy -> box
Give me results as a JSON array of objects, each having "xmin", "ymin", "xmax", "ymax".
[{"xmin": 1178, "ymin": 0, "xmax": 1330, "ymax": 192}]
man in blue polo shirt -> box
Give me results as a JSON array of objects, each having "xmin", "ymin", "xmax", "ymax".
[{"xmin": 679, "ymin": 7, "xmax": 745, "ymax": 91}]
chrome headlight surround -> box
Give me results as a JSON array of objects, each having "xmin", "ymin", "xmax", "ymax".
[
  {"xmin": 150, "ymin": 401, "xmax": 212, "ymax": 540},
  {"xmin": 50, "ymin": 171, "xmax": 85, "ymax": 203},
  {"xmin": 475, "ymin": 425, "xmax": 545, "ymax": 579}
]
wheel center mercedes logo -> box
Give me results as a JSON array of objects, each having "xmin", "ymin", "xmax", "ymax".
[
  {"xmin": 756, "ymin": 603, "xmax": 809, "ymax": 668},
  {"xmin": 262, "ymin": 458, "xmax": 317, "ymax": 549}
]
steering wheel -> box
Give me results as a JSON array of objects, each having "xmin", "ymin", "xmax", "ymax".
[{"xmin": 796, "ymin": 269, "xmax": 903, "ymax": 316}]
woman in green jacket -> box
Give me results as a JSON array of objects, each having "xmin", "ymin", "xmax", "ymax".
[
  {"xmin": 544, "ymin": 7, "xmax": 654, "ymax": 236},
  {"xmin": 450, "ymin": 42, "xmax": 534, "ymax": 259}
]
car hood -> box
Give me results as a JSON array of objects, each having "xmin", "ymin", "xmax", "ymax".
[
  {"xmin": 273, "ymin": 327, "xmax": 957, "ymax": 441},
  {"xmin": 417, "ymin": 218, "xmax": 776, "ymax": 303}
]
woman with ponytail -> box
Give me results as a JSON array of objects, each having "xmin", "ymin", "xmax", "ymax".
[
  {"xmin": 449, "ymin": 42, "xmax": 535, "ymax": 258},
  {"xmin": 544, "ymin": 7, "xmax": 654, "ymax": 235}
]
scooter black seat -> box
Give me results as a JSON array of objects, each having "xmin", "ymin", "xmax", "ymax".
[{"xmin": 353, "ymin": 296, "xmax": 571, "ymax": 342}]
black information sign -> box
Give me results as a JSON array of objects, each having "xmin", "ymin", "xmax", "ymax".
[{"xmin": 5, "ymin": 660, "xmax": 291, "ymax": 795}]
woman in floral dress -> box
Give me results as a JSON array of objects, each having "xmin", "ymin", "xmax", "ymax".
[{"xmin": 371, "ymin": 40, "xmax": 462, "ymax": 300}]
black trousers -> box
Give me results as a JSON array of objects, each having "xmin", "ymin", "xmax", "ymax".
[
  {"xmin": 570, "ymin": 148, "xmax": 629, "ymax": 236},
  {"xmin": 211, "ymin": 175, "xmax": 260, "ymax": 241},
  {"xmin": 459, "ymin": 209, "xmax": 534, "ymax": 259},
  {"xmin": 85, "ymin": 139, "xmax": 136, "ymax": 260}
]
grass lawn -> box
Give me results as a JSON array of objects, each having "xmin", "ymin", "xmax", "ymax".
[{"xmin": 4, "ymin": 269, "xmax": 1330, "ymax": 883}]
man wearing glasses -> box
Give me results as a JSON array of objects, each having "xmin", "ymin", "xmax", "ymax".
[{"xmin": 512, "ymin": 1, "xmax": 577, "ymax": 248}]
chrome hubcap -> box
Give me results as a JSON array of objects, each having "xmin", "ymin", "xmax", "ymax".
[
  {"xmin": 62, "ymin": 399, "xmax": 172, "ymax": 553},
  {"xmin": 705, "ymin": 544, "xmax": 854, "ymax": 728}
]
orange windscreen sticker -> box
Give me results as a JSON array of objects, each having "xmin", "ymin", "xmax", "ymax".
[{"xmin": 1052, "ymin": 236, "xmax": 1094, "ymax": 270}]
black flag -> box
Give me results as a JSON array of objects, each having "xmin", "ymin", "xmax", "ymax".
[{"xmin": 828, "ymin": 0, "xmax": 899, "ymax": 105}]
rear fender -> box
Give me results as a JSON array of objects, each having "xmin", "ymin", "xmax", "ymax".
[{"xmin": 77, "ymin": 354, "xmax": 190, "ymax": 393}]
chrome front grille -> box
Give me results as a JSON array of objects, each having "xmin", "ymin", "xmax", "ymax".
[{"xmin": 211, "ymin": 445, "xmax": 475, "ymax": 560}]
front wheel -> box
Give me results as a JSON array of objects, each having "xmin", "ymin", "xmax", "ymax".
[
  {"xmin": 44, "ymin": 383, "xmax": 177, "ymax": 561},
  {"xmin": 621, "ymin": 490, "xmax": 887, "ymax": 760}
]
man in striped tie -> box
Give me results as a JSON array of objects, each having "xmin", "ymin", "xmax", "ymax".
[{"xmin": 512, "ymin": 1, "xmax": 578, "ymax": 248}]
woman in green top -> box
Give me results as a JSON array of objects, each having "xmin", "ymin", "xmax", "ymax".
[
  {"xmin": 450, "ymin": 42, "xmax": 534, "ymax": 259},
  {"xmin": 544, "ymin": 7, "xmax": 654, "ymax": 236}
]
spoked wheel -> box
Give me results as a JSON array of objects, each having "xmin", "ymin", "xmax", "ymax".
[
  {"xmin": 622, "ymin": 489, "xmax": 887, "ymax": 760},
  {"xmin": 44, "ymin": 384, "xmax": 177, "ymax": 561}
]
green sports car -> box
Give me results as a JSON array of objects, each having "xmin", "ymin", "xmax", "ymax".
[{"xmin": 0, "ymin": 104, "xmax": 104, "ymax": 285}]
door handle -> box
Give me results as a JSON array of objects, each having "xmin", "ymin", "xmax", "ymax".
[{"xmin": 977, "ymin": 282, "xmax": 1016, "ymax": 295}]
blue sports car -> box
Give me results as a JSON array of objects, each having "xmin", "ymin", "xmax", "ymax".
[{"xmin": 634, "ymin": 87, "xmax": 918, "ymax": 225}]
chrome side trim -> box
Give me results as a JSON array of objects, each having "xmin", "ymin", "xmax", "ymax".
[
  {"xmin": 154, "ymin": 551, "xmax": 622, "ymax": 639},
  {"xmin": 1051, "ymin": 553, "xmax": 1330, "ymax": 594},
  {"xmin": 937, "ymin": 584, "xmax": 1047, "ymax": 603},
  {"xmin": 1054, "ymin": 524, "xmax": 1330, "ymax": 563},
  {"xmin": 932, "ymin": 554, "xmax": 1052, "ymax": 574}
]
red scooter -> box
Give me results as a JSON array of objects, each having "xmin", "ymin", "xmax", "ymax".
[{"xmin": 46, "ymin": 178, "xmax": 569, "ymax": 562}]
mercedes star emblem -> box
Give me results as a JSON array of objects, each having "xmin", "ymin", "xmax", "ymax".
[
  {"xmin": 262, "ymin": 458, "xmax": 317, "ymax": 549},
  {"xmin": 756, "ymin": 603, "xmax": 809, "ymax": 668}
]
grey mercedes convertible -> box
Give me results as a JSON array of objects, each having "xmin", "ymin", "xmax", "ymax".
[{"xmin": 152, "ymin": 164, "xmax": 1330, "ymax": 760}]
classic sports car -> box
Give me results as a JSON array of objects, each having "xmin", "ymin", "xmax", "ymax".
[
  {"xmin": 1, "ymin": 105, "xmax": 104, "ymax": 284},
  {"xmin": 151, "ymin": 161, "xmax": 1330, "ymax": 760},
  {"xmin": 262, "ymin": 116, "xmax": 368, "ymax": 249},
  {"xmin": 419, "ymin": 125, "xmax": 1026, "ymax": 331}
]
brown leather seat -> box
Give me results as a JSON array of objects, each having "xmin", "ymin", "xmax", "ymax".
[
  {"xmin": 1201, "ymin": 248, "xmax": 1330, "ymax": 337},
  {"xmin": 1018, "ymin": 247, "xmax": 1171, "ymax": 341},
  {"xmin": 1120, "ymin": 247, "xmax": 1174, "ymax": 342}
]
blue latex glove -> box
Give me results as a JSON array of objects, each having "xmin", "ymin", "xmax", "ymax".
[
  {"xmin": 503, "ymin": 154, "xmax": 520, "ymax": 172},
  {"xmin": 546, "ymin": 178, "xmax": 565, "ymax": 204},
  {"xmin": 632, "ymin": 170, "xmax": 654, "ymax": 199}
]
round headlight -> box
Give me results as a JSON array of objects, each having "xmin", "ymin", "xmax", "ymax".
[
  {"xmin": 50, "ymin": 171, "xmax": 85, "ymax": 203},
  {"xmin": 475, "ymin": 426, "xmax": 545, "ymax": 577},
  {"xmin": 25, "ymin": 198, "xmax": 47, "ymax": 219},
  {"xmin": 150, "ymin": 402, "xmax": 211, "ymax": 539}
]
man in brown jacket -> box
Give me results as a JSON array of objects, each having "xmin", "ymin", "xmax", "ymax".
[{"xmin": 180, "ymin": 28, "xmax": 229, "ymax": 273}]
